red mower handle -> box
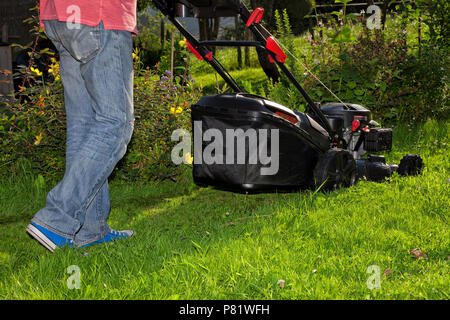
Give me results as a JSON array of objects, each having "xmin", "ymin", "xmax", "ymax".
[{"xmin": 246, "ymin": 7, "xmax": 264, "ymax": 27}]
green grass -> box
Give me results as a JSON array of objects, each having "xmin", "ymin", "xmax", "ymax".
[
  {"xmin": 190, "ymin": 47, "xmax": 262, "ymax": 75},
  {"xmin": 189, "ymin": 46, "xmax": 267, "ymax": 96},
  {"xmin": 193, "ymin": 67, "xmax": 268, "ymax": 96},
  {"xmin": 0, "ymin": 120, "xmax": 449, "ymax": 299}
]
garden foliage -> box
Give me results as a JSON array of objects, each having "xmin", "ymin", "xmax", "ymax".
[
  {"xmin": 263, "ymin": 1, "xmax": 449, "ymax": 121},
  {"xmin": 0, "ymin": 1, "xmax": 448, "ymax": 182},
  {"xmin": 0, "ymin": 35, "xmax": 200, "ymax": 181}
]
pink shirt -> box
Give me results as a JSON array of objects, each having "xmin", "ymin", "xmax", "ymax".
[{"xmin": 40, "ymin": 0, "xmax": 138, "ymax": 35}]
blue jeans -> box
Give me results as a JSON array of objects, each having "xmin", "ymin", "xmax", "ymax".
[{"xmin": 31, "ymin": 20, "xmax": 134, "ymax": 246}]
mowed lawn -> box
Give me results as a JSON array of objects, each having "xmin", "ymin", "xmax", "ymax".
[{"xmin": 0, "ymin": 120, "xmax": 448, "ymax": 299}]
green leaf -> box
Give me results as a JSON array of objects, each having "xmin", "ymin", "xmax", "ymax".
[
  {"xmin": 345, "ymin": 91, "xmax": 355, "ymax": 99},
  {"xmin": 330, "ymin": 26, "xmax": 357, "ymax": 44},
  {"xmin": 346, "ymin": 81, "xmax": 357, "ymax": 89},
  {"xmin": 34, "ymin": 174, "xmax": 45, "ymax": 189},
  {"xmin": 367, "ymin": 58, "xmax": 380, "ymax": 66},
  {"xmin": 331, "ymin": 11, "xmax": 344, "ymax": 19},
  {"xmin": 347, "ymin": 13, "xmax": 360, "ymax": 19}
]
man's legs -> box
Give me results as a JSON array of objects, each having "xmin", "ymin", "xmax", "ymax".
[
  {"xmin": 55, "ymin": 31, "xmax": 112, "ymax": 244},
  {"xmin": 31, "ymin": 21, "xmax": 134, "ymax": 245}
]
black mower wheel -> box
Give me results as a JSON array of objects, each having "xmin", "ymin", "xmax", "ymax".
[
  {"xmin": 398, "ymin": 154, "xmax": 423, "ymax": 176},
  {"xmin": 314, "ymin": 149, "xmax": 358, "ymax": 191}
]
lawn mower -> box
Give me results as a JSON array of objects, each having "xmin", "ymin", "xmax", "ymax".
[{"xmin": 153, "ymin": 0, "xmax": 423, "ymax": 192}]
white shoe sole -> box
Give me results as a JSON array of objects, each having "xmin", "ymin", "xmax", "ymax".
[{"xmin": 26, "ymin": 224, "xmax": 57, "ymax": 253}]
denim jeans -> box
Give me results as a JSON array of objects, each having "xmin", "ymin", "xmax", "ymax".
[{"xmin": 31, "ymin": 20, "xmax": 134, "ymax": 246}]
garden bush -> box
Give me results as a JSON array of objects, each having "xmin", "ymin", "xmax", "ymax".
[
  {"xmin": 264, "ymin": 2, "xmax": 449, "ymax": 121},
  {"xmin": 0, "ymin": 51, "xmax": 201, "ymax": 182},
  {"xmin": 113, "ymin": 57, "xmax": 201, "ymax": 182},
  {"xmin": 134, "ymin": 10, "xmax": 189, "ymax": 78}
]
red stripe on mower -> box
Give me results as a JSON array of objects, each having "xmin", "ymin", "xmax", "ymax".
[{"xmin": 275, "ymin": 112, "xmax": 298, "ymax": 125}]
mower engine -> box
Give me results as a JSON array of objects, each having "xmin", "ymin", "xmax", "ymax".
[{"xmin": 320, "ymin": 103, "xmax": 423, "ymax": 182}]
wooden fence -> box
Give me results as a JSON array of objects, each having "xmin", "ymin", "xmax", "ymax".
[{"xmin": 0, "ymin": 24, "xmax": 13, "ymax": 102}]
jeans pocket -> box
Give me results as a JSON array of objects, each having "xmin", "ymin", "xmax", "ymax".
[{"xmin": 56, "ymin": 21, "xmax": 102, "ymax": 63}]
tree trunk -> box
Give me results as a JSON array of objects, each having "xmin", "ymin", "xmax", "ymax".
[
  {"xmin": 418, "ymin": 11, "xmax": 422, "ymax": 57},
  {"xmin": 244, "ymin": 29, "xmax": 250, "ymax": 67},
  {"xmin": 199, "ymin": 17, "xmax": 221, "ymax": 54},
  {"xmin": 381, "ymin": 0, "xmax": 388, "ymax": 30},
  {"xmin": 160, "ymin": 19, "xmax": 165, "ymax": 48},
  {"xmin": 427, "ymin": 0, "xmax": 435, "ymax": 40},
  {"xmin": 235, "ymin": 16, "xmax": 242, "ymax": 69}
]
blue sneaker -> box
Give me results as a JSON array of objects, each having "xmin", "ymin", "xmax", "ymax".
[
  {"xmin": 81, "ymin": 229, "xmax": 135, "ymax": 248},
  {"xmin": 26, "ymin": 222, "xmax": 74, "ymax": 252}
]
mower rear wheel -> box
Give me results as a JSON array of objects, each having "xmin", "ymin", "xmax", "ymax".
[
  {"xmin": 314, "ymin": 149, "xmax": 358, "ymax": 191},
  {"xmin": 398, "ymin": 154, "xmax": 423, "ymax": 176}
]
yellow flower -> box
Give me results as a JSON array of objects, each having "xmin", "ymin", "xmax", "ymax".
[
  {"xmin": 34, "ymin": 133, "xmax": 43, "ymax": 146},
  {"xmin": 47, "ymin": 60, "xmax": 61, "ymax": 81},
  {"xmin": 30, "ymin": 67, "xmax": 42, "ymax": 77},
  {"xmin": 184, "ymin": 152, "xmax": 193, "ymax": 165},
  {"xmin": 132, "ymin": 48, "xmax": 139, "ymax": 61},
  {"xmin": 48, "ymin": 62, "xmax": 59, "ymax": 74},
  {"xmin": 170, "ymin": 106, "xmax": 183, "ymax": 115},
  {"xmin": 179, "ymin": 39, "xmax": 187, "ymax": 47}
]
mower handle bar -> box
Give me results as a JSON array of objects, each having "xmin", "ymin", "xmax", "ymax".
[{"xmin": 151, "ymin": 0, "xmax": 334, "ymax": 137}]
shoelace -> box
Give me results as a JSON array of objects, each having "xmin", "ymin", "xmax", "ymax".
[{"xmin": 111, "ymin": 230, "xmax": 125, "ymax": 238}]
